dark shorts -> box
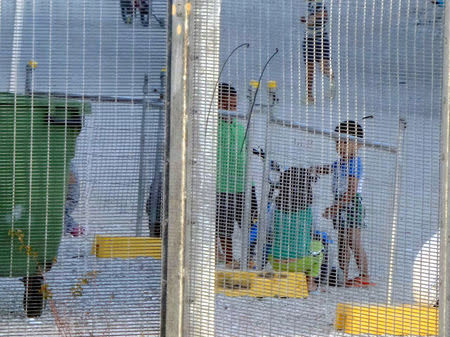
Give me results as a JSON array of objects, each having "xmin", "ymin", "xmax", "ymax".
[
  {"xmin": 216, "ymin": 192, "xmax": 245, "ymax": 263},
  {"xmin": 303, "ymin": 34, "xmax": 330, "ymax": 63},
  {"xmin": 332, "ymin": 194, "xmax": 366, "ymax": 229},
  {"xmin": 216, "ymin": 192, "xmax": 245, "ymax": 238},
  {"xmin": 216, "ymin": 188, "xmax": 258, "ymax": 237}
]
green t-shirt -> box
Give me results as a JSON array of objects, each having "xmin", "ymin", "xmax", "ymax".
[
  {"xmin": 271, "ymin": 208, "xmax": 313, "ymax": 259},
  {"xmin": 217, "ymin": 118, "xmax": 247, "ymax": 193}
]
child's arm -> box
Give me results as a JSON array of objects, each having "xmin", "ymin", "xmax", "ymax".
[
  {"xmin": 315, "ymin": 8, "xmax": 328, "ymax": 19},
  {"xmin": 306, "ymin": 14, "xmax": 316, "ymax": 26},
  {"xmin": 300, "ymin": 11, "xmax": 317, "ymax": 25},
  {"xmin": 324, "ymin": 176, "xmax": 359, "ymax": 219},
  {"xmin": 309, "ymin": 165, "xmax": 331, "ymax": 176},
  {"xmin": 301, "ymin": 9, "xmax": 327, "ymax": 26}
]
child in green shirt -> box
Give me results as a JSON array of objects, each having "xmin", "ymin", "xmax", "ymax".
[{"xmin": 270, "ymin": 166, "xmax": 324, "ymax": 292}]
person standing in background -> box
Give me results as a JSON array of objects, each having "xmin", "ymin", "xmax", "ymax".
[
  {"xmin": 301, "ymin": 0, "xmax": 334, "ymax": 104},
  {"xmin": 65, "ymin": 160, "xmax": 86, "ymax": 237},
  {"xmin": 216, "ymin": 83, "xmax": 247, "ymax": 269}
]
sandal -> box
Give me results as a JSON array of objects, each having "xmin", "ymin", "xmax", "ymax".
[
  {"xmin": 225, "ymin": 261, "xmax": 241, "ymax": 270},
  {"xmin": 345, "ymin": 276, "xmax": 376, "ymax": 288}
]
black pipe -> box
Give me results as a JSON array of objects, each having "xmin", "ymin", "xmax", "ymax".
[
  {"xmin": 204, "ymin": 42, "xmax": 250, "ymax": 135},
  {"xmin": 241, "ymin": 48, "xmax": 279, "ymax": 153}
]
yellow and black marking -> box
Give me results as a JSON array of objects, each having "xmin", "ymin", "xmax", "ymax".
[
  {"xmin": 335, "ymin": 303, "xmax": 438, "ymax": 336},
  {"xmin": 91, "ymin": 235, "xmax": 161, "ymax": 259},
  {"xmin": 216, "ymin": 270, "xmax": 308, "ymax": 298}
]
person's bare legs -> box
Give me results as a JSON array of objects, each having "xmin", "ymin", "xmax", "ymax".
[
  {"xmin": 348, "ymin": 228, "xmax": 369, "ymax": 281},
  {"xmin": 306, "ymin": 61, "xmax": 315, "ymax": 102},
  {"xmin": 321, "ymin": 59, "xmax": 335, "ymax": 98},
  {"xmin": 337, "ymin": 227, "xmax": 351, "ymax": 282},
  {"xmin": 321, "ymin": 59, "xmax": 333, "ymax": 80},
  {"xmin": 216, "ymin": 237, "xmax": 225, "ymax": 262},
  {"xmin": 306, "ymin": 275, "xmax": 318, "ymax": 292}
]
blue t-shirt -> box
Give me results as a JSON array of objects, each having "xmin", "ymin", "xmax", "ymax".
[{"xmin": 332, "ymin": 157, "xmax": 363, "ymax": 199}]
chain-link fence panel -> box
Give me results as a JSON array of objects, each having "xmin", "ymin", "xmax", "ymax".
[
  {"xmin": 166, "ymin": 0, "xmax": 448, "ymax": 336},
  {"xmin": 0, "ymin": 0, "xmax": 167, "ymax": 335}
]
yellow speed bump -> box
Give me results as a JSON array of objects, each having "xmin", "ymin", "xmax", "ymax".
[
  {"xmin": 216, "ymin": 270, "xmax": 308, "ymax": 298},
  {"xmin": 91, "ymin": 235, "xmax": 161, "ymax": 259},
  {"xmin": 335, "ymin": 303, "xmax": 438, "ymax": 336}
]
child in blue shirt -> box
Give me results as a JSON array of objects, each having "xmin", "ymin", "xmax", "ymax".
[{"xmin": 318, "ymin": 121, "xmax": 373, "ymax": 287}]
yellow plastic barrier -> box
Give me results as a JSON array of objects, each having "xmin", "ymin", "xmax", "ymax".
[
  {"xmin": 91, "ymin": 235, "xmax": 161, "ymax": 259},
  {"xmin": 216, "ymin": 270, "xmax": 308, "ymax": 298},
  {"xmin": 335, "ymin": 303, "xmax": 438, "ymax": 336}
]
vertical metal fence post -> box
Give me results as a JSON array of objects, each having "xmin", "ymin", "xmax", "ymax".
[
  {"xmin": 255, "ymin": 84, "xmax": 274, "ymax": 270},
  {"xmin": 135, "ymin": 74, "xmax": 149, "ymax": 236},
  {"xmin": 164, "ymin": 1, "xmax": 221, "ymax": 335},
  {"xmin": 25, "ymin": 61, "xmax": 37, "ymax": 95},
  {"xmin": 386, "ymin": 118, "xmax": 407, "ymax": 304},
  {"xmin": 149, "ymin": 69, "xmax": 167, "ymax": 237},
  {"xmin": 439, "ymin": 2, "xmax": 450, "ymax": 335},
  {"xmin": 160, "ymin": 1, "xmax": 172, "ymax": 334},
  {"xmin": 186, "ymin": 0, "xmax": 221, "ymax": 334},
  {"xmin": 164, "ymin": 1, "xmax": 189, "ymax": 335},
  {"xmin": 241, "ymin": 82, "xmax": 258, "ymax": 269},
  {"xmin": 9, "ymin": 0, "xmax": 25, "ymax": 93}
]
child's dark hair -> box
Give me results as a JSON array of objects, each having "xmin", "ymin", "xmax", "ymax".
[
  {"xmin": 218, "ymin": 83, "xmax": 237, "ymax": 97},
  {"xmin": 335, "ymin": 120, "xmax": 364, "ymax": 139}
]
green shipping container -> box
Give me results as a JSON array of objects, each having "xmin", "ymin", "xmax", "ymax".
[{"xmin": 0, "ymin": 93, "xmax": 90, "ymax": 277}]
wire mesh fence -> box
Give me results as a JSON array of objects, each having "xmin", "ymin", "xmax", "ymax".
[
  {"xmin": 165, "ymin": 0, "xmax": 448, "ymax": 336},
  {"xmin": 0, "ymin": 0, "xmax": 166, "ymax": 336},
  {"xmin": 0, "ymin": 0, "xmax": 448, "ymax": 335}
]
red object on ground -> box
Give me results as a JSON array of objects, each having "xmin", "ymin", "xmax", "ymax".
[{"xmin": 345, "ymin": 276, "xmax": 376, "ymax": 288}]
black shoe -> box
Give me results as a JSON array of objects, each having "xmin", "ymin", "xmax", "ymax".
[{"xmin": 22, "ymin": 275, "xmax": 44, "ymax": 318}]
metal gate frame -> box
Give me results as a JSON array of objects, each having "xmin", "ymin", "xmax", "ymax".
[
  {"xmin": 163, "ymin": 1, "xmax": 450, "ymax": 337},
  {"xmin": 439, "ymin": 2, "xmax": 450, "ymax": 336},
  {"xmin": 25, "ymin": 64, "xmax": 164, "ymax": 237},
  {"xmin": 163, "ymin": 1, "xmax": 221, "ymax": 336}
]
